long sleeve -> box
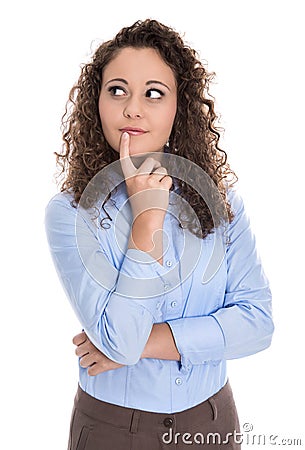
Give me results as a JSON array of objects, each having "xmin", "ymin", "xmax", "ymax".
[
  {"xmin": 45, "ymin": 193, "xmax": 168, "ymax": 365},
  {"xmin": 167, "ymin": 188, "xmax": 274, "ymax": 368}
]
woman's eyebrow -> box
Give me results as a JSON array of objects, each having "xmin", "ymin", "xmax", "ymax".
[
  {"xmin": 105, "ymin": 78, "xmax": 128, "ymax": 86},
  {"xmin": 104, "ymin": 78, "xmax": 171, "ymax": 91},
  {"xmin": 146, "ymin": 80, "xmax": 171, "ymax": 91}
]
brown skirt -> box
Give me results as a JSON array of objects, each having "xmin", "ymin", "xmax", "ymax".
[{"xmin": 68, "ymin": 381, "xmax": 241, "ymax": 449}]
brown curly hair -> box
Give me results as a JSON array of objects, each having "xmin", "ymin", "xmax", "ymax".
[{"xmin": 56, "ymin": 19, "xmax": 237, "ymax": 238}]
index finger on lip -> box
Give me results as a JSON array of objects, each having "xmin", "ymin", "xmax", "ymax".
[{"xmin": 120, "ymin": 132, "xmax": 136, "ymax": 178}]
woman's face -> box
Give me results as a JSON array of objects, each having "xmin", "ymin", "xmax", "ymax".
[{"xmin": 98, "ymin": 47, "xmax": 177, "ymax": 155}]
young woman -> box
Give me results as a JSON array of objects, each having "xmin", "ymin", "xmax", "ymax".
[{"xmin": 45, "ymin": 19, "xmax": 274, "ymax": 449}]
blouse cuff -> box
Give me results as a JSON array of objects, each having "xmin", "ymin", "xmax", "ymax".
[{"xmin": 167, "ymin": 315, "xmax": 225, "ymax": 369}]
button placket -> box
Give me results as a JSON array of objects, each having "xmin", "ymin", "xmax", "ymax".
[{"xmin": 175, "ymin": 377, "xmax": 182, "ymax": 386}]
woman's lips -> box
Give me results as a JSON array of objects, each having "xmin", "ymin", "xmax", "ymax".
[{"xmin": 120, "ymin": 128, "xmax": 148, "ymax": 136}]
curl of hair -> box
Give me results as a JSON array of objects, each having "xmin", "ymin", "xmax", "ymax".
[{"xmin": 56, "ymin": 19, "xmax": 237, "ymax": 238}]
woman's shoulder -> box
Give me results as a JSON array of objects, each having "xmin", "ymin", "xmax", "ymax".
[
  {"xmin": 226, "ymin": 185, "xmax": 244, "ymax": 214},
  {"xmin": 46, "ymin": 190, "xmax": 74, "ymax": 207},
  {"xmin": 45, "ymin": 191, "xmax": 77, "ymax": 227}
]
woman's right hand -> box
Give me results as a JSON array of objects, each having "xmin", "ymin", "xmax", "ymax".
[
  {"xmin": 73, "ymin": 332, "xmax": 124, "ymax": 376},
  {"xmin": 120, "ymin": 133, "xmax": 172, "ymax": 264},
  {"xmin": 120, "ymin": 132, "xmax": 172, "ymax": 226}
]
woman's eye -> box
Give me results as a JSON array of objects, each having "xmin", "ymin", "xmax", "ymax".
[
  {"xmin": 108, "ymin": 86, "xmax": 126, "ymax": 96},
  {"xmin": 146, "ymin": 89, "xmax": 164, "ymax": 99}
]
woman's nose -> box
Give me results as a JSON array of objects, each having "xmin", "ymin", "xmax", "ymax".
[{"xmin": 123, "ymin": 97, "xmax": 143, "ymax": 119}]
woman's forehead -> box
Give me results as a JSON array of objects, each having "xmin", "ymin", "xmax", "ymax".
[{"xmin": 102, "ymin": 47, "xmax": 176, "ymax": 86}]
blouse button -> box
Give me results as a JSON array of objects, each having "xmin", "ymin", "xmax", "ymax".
[
  {"xmin": 171, "ymin": 301, "xmax": 177, "ymax": 308},
  {"xmin": 175, "ymin": 377, "xmax": 182, "ymax": 385},
  {"xmin": 166, "ymin": 260, "xmax": 173, "ymax": 267}
]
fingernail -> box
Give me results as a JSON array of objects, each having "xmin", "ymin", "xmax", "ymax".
[{"xmin": 122, "ymin": 132, "xmax": 129, "ymax": 140}]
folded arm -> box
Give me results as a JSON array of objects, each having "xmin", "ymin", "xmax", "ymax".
[
  {"xmin": 73, "ymin": 323, "xmax": 180, "ymax": 376},
  {"xmin": 45, "ymin": 195, "xmax": 170, "ymax": 366},
  {"xmin": 167, "ymin": 189, "xmax": 274, "ymax": 369}
]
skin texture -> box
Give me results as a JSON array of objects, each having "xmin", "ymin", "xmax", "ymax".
[{"xmin": 98, "ymin": 47, "xmax": 177, "ymax": 156}]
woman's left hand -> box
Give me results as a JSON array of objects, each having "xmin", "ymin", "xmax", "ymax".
[{"xmin": 73, "ymin": 332, "xmax": 124, "ymax": 376}]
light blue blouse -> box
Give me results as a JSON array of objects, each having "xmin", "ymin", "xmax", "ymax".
[{"xmin": 45, "ymin": 180, "xmax": 273, "ymax": 413}]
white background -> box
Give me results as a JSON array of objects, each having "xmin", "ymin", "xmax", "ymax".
[{"xmin": 1, "ymin": 0, "xmax": 304, "ymax": 448}]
